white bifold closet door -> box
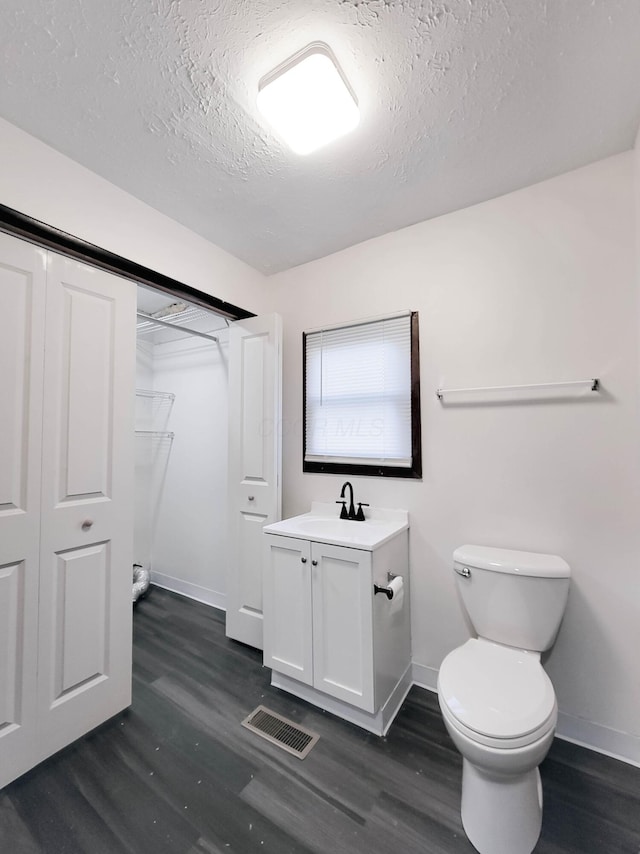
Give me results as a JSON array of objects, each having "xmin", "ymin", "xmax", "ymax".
[
  {"xmin": 0, "ymin": 234, "xmax": 47, "ymax": 785},
  {"xmin": 0, "ymin": 232, "xmax": 135, "ymax": 788},
  {"xmin": 226, "ymin": 314, "xmax": 282, "ymax": 650},
  {"xmin": 38, "ymin": 251, "xmax": 135, "ymax": 758}
]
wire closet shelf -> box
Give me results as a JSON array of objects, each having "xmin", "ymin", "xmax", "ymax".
[{"xmin": 136, "ymin": 308, "xmax": 220, "ymax": 343}]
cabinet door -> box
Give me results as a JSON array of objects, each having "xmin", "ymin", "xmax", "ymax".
[
  {"xmin": 263, "ymin": 535, "xmax": 313, "ymax": 685},
  {"xmin": 311, "ymin": 544, "xmax": 374, "ymax": 712},
  {"xmin": 0, "ymin": 234, "xmax": 46, "ymax": 788},
  {"xmin": 37, "ymin": 253, "xmax": 136, "ymax": 760}
]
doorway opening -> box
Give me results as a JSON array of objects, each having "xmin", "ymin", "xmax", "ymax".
[{"xmin": 134, "ymin": 285, "xmax": 232, "ymax": 610}]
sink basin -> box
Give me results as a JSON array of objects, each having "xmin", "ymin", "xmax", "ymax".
[
  {"xmin": 295, "ymin": 517, "xmax": 384, "ymax": 537},
  {"xmin": 263, "ymin": 503, "xmax": 408, "ymax": 551}
]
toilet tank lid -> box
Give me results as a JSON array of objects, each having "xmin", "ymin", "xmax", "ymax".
[{"xmin": 453, "ymin": 544, "xmax": 570, "ymax": 578}]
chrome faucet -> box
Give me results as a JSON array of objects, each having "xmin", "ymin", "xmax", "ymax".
[{"xmin": 337, "ymin": 481, "xmax": 369, "ymax": 521}]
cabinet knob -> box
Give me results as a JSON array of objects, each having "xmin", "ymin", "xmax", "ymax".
[
  {"xmin": 81, "ymin": 519, "xmax": 94, "ymax": 531},
  {"xmin": 248, "ymin": 495, "xmax": 255, "ymax": 501},
  {"xmin": 311, "ymin": 560, "xmax": 318, "ymax": 566},
  {"xmin": 301, "ymin": 557, "xmax": 307, "ymax": 564}
]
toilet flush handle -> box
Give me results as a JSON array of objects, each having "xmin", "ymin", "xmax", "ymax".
[{"xmin": 455, "ymin": 565, "xmax": 471, "ymax": 578}]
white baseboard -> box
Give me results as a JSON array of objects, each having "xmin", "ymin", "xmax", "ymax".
[
  {"xmin": 411, "ymin": 661, "xmax": 439, "ymax": 693},
  {"xmin": 556, "ymin": 712, "xmax": 640, "ymax": 768},
  {"xmin": 411, "ymin": 658, "xmax": 639, "ymax": 768},
  {"xmin": 150, "ymin": 572, "xmax": 226, "ymax": 612},
  {"xmin": 379, "ymin": 665, "xmax": 414, "ymax": 735}
]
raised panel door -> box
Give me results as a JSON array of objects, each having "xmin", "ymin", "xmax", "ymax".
[
  {"xmin": 37, "ymin": 252, "xmax": 136, "ymax": 759},
  {"xmin": 226, "ymin": 314, "xmax": 282, "ymax": 649},
  {"xmin": 0, "ymin": 232, "xmax": 46, "ymax": 787}
]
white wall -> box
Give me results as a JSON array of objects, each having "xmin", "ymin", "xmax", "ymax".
[
  {"xmin": 134, "ymin": 341, "xmax": 155, "ymax": 569},
  {"xmin": 0, "ymin": 118, "xmax": 270, "ymax": 314},
  {"xmin": 147, "ymin": 333, "xmax": 230, "ymax": 608},
  {"xmin": 269, "ymin": 152, "xmax": 640, "ymax": 765},
  {"xmin": 636, "ymin": 124, "xmax": 640, "ymax": 316}
]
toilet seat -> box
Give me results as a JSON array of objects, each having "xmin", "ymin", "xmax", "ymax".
[{"xmin": 438, "ymin": 639, "xmax": 557, "ymax": 749}]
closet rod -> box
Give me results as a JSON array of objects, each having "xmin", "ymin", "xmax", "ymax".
[
  {"xmin": 136, "ymin": 389, "xmax": 175, "ymax": 401},
  {"xmin": 136, "ymin": 311, "xmax": 219, "ymax": 343}
]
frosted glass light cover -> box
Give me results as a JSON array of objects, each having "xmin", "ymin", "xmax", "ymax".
[{"xmin": 257, "ymin": 46, "xmax": 359, "ymax": 155}]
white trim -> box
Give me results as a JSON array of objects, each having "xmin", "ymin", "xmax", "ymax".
[
  {"xmin": 150, "ymin": 571, "xmax": 227, "ymax": 611},
  {"xmin": 379, "ymin": 665, "xmax": 414, "ymax": 733},
  {"xmin": 411, "ymin": 661, "xmax": 439, "ymax": 693},
  {"xmin": 411, "ymin": 659, "xmax": 639, "ymax": 767},
  {"xmin": 555, "ymin": 712, "xmax": 640, "ymax": 768}
]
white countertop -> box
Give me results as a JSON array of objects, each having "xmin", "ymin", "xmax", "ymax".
[{"xmin": 263, "ymin": 502, "xmax": 409, "ymax": 551}]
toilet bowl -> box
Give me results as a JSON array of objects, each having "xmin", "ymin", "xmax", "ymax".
[
  {"xmin": 438, "ymin": 638, "xmax": 557, "ymax": 854},
  {"xmin": 437, "ymin": 545, "xmax": 570, "ymax": 854}
]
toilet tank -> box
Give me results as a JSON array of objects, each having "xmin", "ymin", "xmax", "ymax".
[{"xmin": 453, "ymin": 545, "xmax": 570, "ymax": 652}]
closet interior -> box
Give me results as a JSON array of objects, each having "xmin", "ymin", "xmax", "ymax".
[{"xmin": 134, "ymin": 285, "xmax": 232, "ymax": 609}]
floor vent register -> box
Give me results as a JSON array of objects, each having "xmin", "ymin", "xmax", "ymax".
[{"xmin": 241, "ymin": 706, "xmax": 319, "ymax": 759}]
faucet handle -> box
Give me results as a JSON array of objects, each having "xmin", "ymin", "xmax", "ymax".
[
  {"xmin": 336, "ymin": 500, "xmax": 349, "ymax": 519},
  {"xmin": 355, "ymin": 502, "xmax": 369, "ymax": 521}
]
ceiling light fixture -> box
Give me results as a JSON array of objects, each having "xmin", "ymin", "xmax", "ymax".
[{"xmin": 257, "ymin": 43, "xmax": 359, "ymax": 155}]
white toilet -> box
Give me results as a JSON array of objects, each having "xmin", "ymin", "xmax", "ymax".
[{"xmin": 437, "ymin": 544, "xmax": 570, "ymax": 854}]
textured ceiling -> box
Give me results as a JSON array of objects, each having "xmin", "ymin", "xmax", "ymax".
[{"xmin": 2, "ymin": 1, "xmax": 640, "ymax": 274}]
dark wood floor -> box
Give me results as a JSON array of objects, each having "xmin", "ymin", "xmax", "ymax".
[{"xmin": 2, "ymin": 587, "xmax": 639, "ymax": 854}]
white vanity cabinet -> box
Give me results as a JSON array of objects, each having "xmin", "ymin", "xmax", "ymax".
[
  {"xmin": 263, "ymin": 504, "xmax": 411, "ymax": 735},
  {"xmin": 263, "ymin": 536, "xmax": 375, "ymax": 711}
]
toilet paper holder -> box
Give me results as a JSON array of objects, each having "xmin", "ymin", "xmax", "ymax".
[{"xmin": 374, "ymin": 572, "xmax": 399, "ymax": 600}]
